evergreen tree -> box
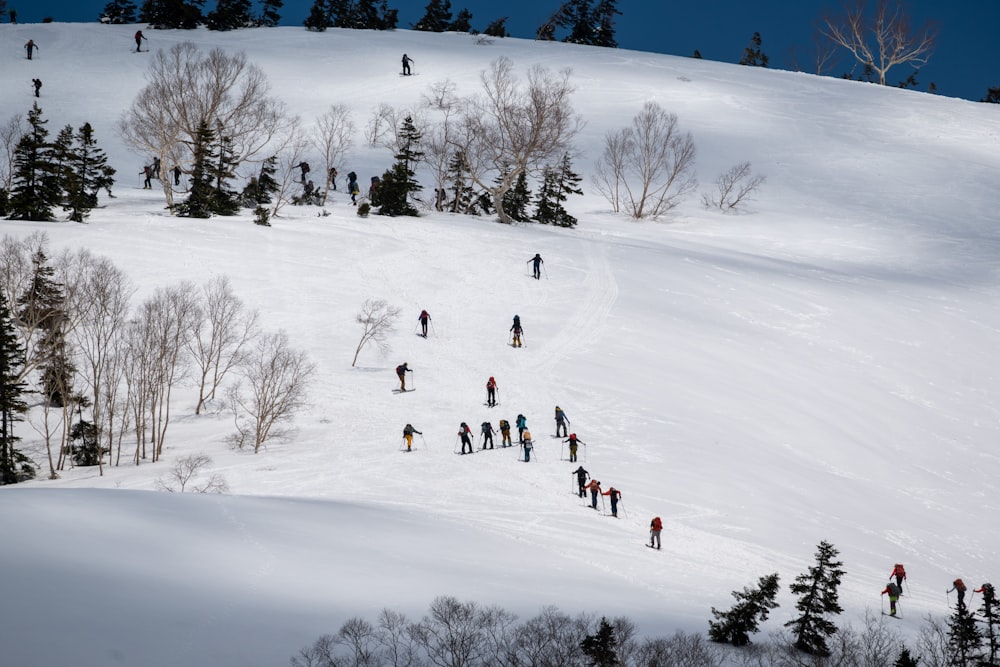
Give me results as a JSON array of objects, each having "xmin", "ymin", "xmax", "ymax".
[
  {"xmin": 448, "ymin": 8, "xmax": 472, "ymax": 32},
  {"xmin": 328, "ymin": 0, "xmax": 353, "ymax": 28},
  {"xmin": 534, "ymin": 153, "xmax": 582, "ymax": 227},
  {"xmin": 139, "ymin": 0, "xmax": 203, "ymax": 28},
  {"xmin": 947, "ymin": 602, "xmax": 984, "ymax": 666},
  {"xmin": 175, "ymin": 120, "xmax": 216, "ymax": 218},
  {"xmin": 739, "ymin": 31, "xmax": 769, "ymax": 67},
  {"xmin": 893, "ymin": 646, "xmax": 920, "ymax": 667},
  {"xmin": 8, "ymin": 103, "xmax": 62, "ymax": 222},
  {"xmin": 784, "ymin": 540, "xmax": 845, "ymax": 656},
  {"xmin": 258, "ymin": 0, "xmax": 282, "ymax": 26},
  {"xmin": 503, "ymin": 171, "xmax": 531, "ymax": 222},
  {"xmin": 376, "ymin": 0, "xmax": 399, "ymax": 28},
  {"xmin": 482, "ymin": 16, "xmax": 509, "ymax": 38},
  {"xmin": 413, "ymin": 0, "xmax": 451, "ymax": 31},
  {"xmin": 25, "ymin": 248, "xmax": 75, "ymax": 408},
  {"xmin": 303, "ymin": 0, "xmax": 330, "ymax": 30},
  {"xmin": 63, "ymin": 122, "xmax": 116, "ymax": 223},
  {"xmin": 708, "ymin": 573, "xmax": 781, "ymax": 646},
  {"xmin": 976, "ymin": 583, "xmax": 998, "ymax": 666},
  {"xmin": 100, "ymin": 0, "xmax": 138, "ymax": 23},
  {"xmin": 70, "ymin": 411, "xmax": 102, "ymax": 466},
  {"xmin": 208, "ymin": 133, "xmax": 240, "ymax": 215},
  {"xmin": 981, "ymin": 86, "xmax": 1000, "ymax": 104},
  {"xmin": 444, "ymin": 150, "xmax": 473, "ymax": 213},
  {"xmin": 206, "ymin": 0, "xmax": 253, "ymax": 30},
  {"xmin": 591, "ymin": 0, "xmax": 620, "ymax": 48},
  {"xmin": 354, "ymin": 0, "xmax": 396, "ymax": 29},
  {"xmin": 0, "ymin": 292, "xmax": 34, "ymax": 486},
  {"xmin": 580, "ymin": 617, "xmax": 619, "ymax": 667},
  {"xmin": 242, "ymin": 156, "xmax": 279, "ymax": 206},
  {"xmin": 564, "ymin": 0, "xmax": 595, "ymax": 46},
  {"xmin": 376, "ymin": 116, "xmax": 423, "ymax": 217}
]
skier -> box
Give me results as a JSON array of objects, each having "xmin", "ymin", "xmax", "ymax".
[
  {"xmin": 527, "ymin": 253, "xmax": 544, "ymax": 279},
  {"xmin": 510, "ymin": 317, "xmax": 524, "ymax": 348},
  {"xmin": 369, "ymin": 175, "xmax": 380, "ymax": 202},
  {"xmin": 401, "ymin": 53, "xmax": 414, "ymax": 75},
  {"xmin": 24, "ymin": 39, "xmax": 37, "ymax": 60},
  {"xmin": 975, "ymin": 583, "xmax": 996, "ymax": 610},
  {"xmin": 564, "ymin": 433, "xmax": 584, "ymax": 462},
  {"xmin": 458, "ymin": 422, "xmax": 473, "ymax": 454},
  {"xmin": 417, "ymin": 309, "xmax": 431, "ymax": 337},
  {"xmin": 402, "ymin": 423, "xmax": 422, "ymax": 451},
  {"xmin": 480, "ymin": 421, "xmax": 495, "ymax": 450},
  {"xmin": 882, "ymin": 582, "xmax": 902, "ymax": 616},
  {"xmin": 498, "ymin": 419, "xmax": 512, "ymax": 447},
  {"xmin": 329, "ymin": 167, "xmax": 338, "ymax": 191},
  {"xmin": 573, "ymin": 466, "xmax": 589, "ymax": 497},
  {"xmin": 395, "ymin": 362, "xmax": 412, "ymax": 391},
  {"xmin": 141, "ymin": 164, "xmax": 153, "ymax": 189},
  {"xmin": 583, "ymin": 478, "xmax": 602, "ymax": 510},
  {"xmin": 602, "ymin": 486, "xmax": 622, "ymax": 517},
  {"xmin": 948, "ymin": 578, "xmax": 967, "ymax": 608},
  {"xmin": 134, "ymin": 30, "xmax": 146, "ymax": 52},
  {"xmin": 348, "ymin": 171, "xmax": 359, "ymax": 205},
  {"xmin": 296, "ymin": 161, "xmax": 310, "ymax": 183},
  {"xmin": 554, "ymin": 406, "xmax": 569, "ymax": 437},
  {"xmin": 173, "ymin": 166, "xmax": 182, "ymax": 186},
  {"xmin": 649, "ymin": 516, "xmax": 663, "ymax": 549},
  {"xmin": 516, "ymin": 413, "xmax": 527, "ymax": 443},
  {"xmin": 521, "ymin": 428, "xmax": 534, "ymax": 462},
  {"xmin": 31, "ymin": 78, "xmax": 41, "ymax": 98},
  {"xmin": 486, "ymin": 376, "xmax": 498, "ymax": 406},
  {"xmin": 889, "ymin": 563, "xmax": 906, "ymax": 591}
]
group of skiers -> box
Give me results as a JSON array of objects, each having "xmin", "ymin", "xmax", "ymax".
[{"xmin": 878, "ymin": 564, "xmax": 994, "ymax": 618}]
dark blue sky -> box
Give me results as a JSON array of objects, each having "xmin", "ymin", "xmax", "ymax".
[{"xmin": 12, "ymin": 0, "xmax": 998, "ymax": 101}]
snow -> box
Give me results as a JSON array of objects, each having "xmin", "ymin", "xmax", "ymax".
[{"xmin": 1, "ymin": 22, "xmax": 999, "ymax": 667}]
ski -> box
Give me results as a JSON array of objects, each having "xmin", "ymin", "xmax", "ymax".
[
  {"xmin": 392, "ymin": 389, "xmax": 414, "ymax": 393},
  {"xmin": 645, "ymin": 544, "xmax": 662, "ymax": 550},
  {"xmin": 881, "ymin": 612, "xmax": 902, "ymax": 619}
]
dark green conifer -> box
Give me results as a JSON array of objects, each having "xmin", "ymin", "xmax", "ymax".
[
  {"xmin": 377, "ymin": 116, "xmax": 423, "ymax": 217},
  {"xmin": 580, "ymin": 617, "xmax": 619, "ymax": 667},
  {"xmin": 63, "ymin": 122, "xmax": 116, "ymax": 223},
  {"xmin": 784, "ymin": 540, "xmax": 845, "ymax": 656},
  {"xmin": 708, "ymin": 573, "xmax": 781, "ymax": 646},
  {"xmin": 413, "ymin": 0, "xmax": 451, "ymax": 31},
  {"xmin": 482, "ymin": 16, "xmax": 508, "ymax": 38},
  {"xmin": 947, "ymin": 601, "xmax": 984, "ymax": 666},
  {"xmin": 448, "ymin": 8, "xmax": 472, "ymax": 32},
  {"xmin": 8, "ymin": 104, "xmax": 62, "ymax": 222},
  {"xmin": 303, "ymin": 0, "xmax": 329, "ymax": 31},
  {"xmin": 739, "ymin": 32, "xmax": 769, "ymax": 67},
  {"xmin": 206, "ymin": 0, "xmax": 253, "ymax": 30},
  {"xmin": 0, "ymin": 292, "xmax": 34, "ymax": 485},
  {"xmin": 100, "ymin": 0, "xmax": 138, "ymax": 23},
  {"xmin": 258, "ymin": 0, "xmax": 282, "ymax": 26}
]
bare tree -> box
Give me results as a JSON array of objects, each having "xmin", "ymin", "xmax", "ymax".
[
  {"xmin": 451, "ymin": 57, "xmax": 582, "ymax": 223},
  {"xmin": 365, "ymin": 103, "xmax": 400, "ymax": 147},
  {"xmin": 421, "ymin": 80, "xmax": 464, "ymax": 211},
  {"xmin": 593, "ymin": 101, "xmax": 697, "ymax": 220},
  {"xmin": 411, "ymin": 596, "xmax": 492, "ymax": 667},
  {"xmin": 228, "ymin": 330, "xmax": 315, "ymax": 453},
  {"xmin": 268, "ymin": 121, "xmax": 310, "ymax": 218},
  {"xmin": 188, "ymin": 275, "xmax": 259, "ymax": 415},
  {"xmin": 312, "ymin": 105, "xmax": 355, "ymax": 205},
  {"xmin": 352, "ymin": 299, "xmax": 401, "ymax": 367},
  {"xmin": 119, "ymin": 42, "xmax": 292, "ymax": 211},
  {"xmin": 155, "ymin": 453, "xmax": 229, "ymax": 493},
  {"xmin": 702, "ymin": 161, "xmax": 766, "ymax": 213},
  {"xmin": 821, "ymin": 0, "xmax": 938, "ymax": 85},
  {"xmin": 0, "ymin": 113, "xmax": 25, "ymax": 193}
]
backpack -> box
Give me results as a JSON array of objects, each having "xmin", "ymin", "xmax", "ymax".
[
  {"xmin": 568, "ymin": 433, "xmax": 577, "ymax": 442},
  {"xmin": 499, "ymin": 420, "xmax": 509, "ymax": 430},
  {"xmin": 513, "ymin": 315, "xmax": 521, "ymax": 327},
  {"xmin": 403, "ymin": 424, "xmax": 413, "ymax": 435},
  {"xmin": 481, "ymin": 422, "xmax": 491, "ymax": 432},
  {"xmin": 651, "ymin": 517, "xmax": 662, "ymax": 531},
  {"xmin": 348, "ymin": 171, "xmax": 357, "ymax": 182},
  {"xmin": 955, "ymin": 578, "xmax": 966, "ymax": 590},
  {"xmin": 887, "ymin": 582, "xmax": 902, "ymax": 597}
]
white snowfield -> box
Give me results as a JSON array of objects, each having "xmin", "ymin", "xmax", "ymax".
[{"xmin": 1, "ymin": 22, "xmax": 998, "ymax": 667}]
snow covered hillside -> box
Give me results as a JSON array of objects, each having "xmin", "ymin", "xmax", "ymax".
[{"xmin": 1, "ymin": 22, "xmax": 999, "ymax": 667}]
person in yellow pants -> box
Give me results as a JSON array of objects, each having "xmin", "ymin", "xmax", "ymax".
[{"xmin": 402, "ymin": 423, "xmax": 421, "ymax": 451}]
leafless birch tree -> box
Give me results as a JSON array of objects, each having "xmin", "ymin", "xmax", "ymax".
[
  {"xmin": 451, "ymin": 57, "xmax": 582, "ymax": 223},
  {"xmin": 188, "ymin": 275, "xmax": 259, "ymax": 415},
  {"xmin": 228, "ymin": 330, "xmax": 314, "ymax": 453},
  {"xmin": 593, "ymin": 101, "xmax": 697, "ymax": 220},
  {"xmin": 0, "ymin": 113, "xmax": 25, "ymax": 193},
  {"xmin": 702, "ymin": 161, "xmax": 766, "ymax": 213},
  {"xmin": 352, "ymin": 299, "xmax": 400, "ymax": 367},
  {"xmin": 421, "ymin": 80, "xmax": 463, "ymax": 211},
  {"xmin": 821, "ymin": 0, "xmax": 938, "ymax": 85},
  {"xmin": 119, "ymin": 42, "xmax": 292, "ymax": 211},
  {"xmin": 312, "ymin": 105, "xmax": 355, "ymax": 205},
  {"xmin": 155, "ymin": 453, "xmax": 229, "ymax": 493}
]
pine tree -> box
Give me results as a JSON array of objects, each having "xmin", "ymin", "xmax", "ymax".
[
  {"xmin": 564, "ymin": 0, "xmax": 595, "ymax": 45},
  {"xmin": 580, "ymin": 617, "xmax": 619, "ymax": 667},
  {"xmin": 444, "ymin": 150, "xmax": 473, "ymax": 213},
  {"xmin": 377, "ymin": 116, "xmax": 423, "ymax": 217},
  {"xmin": 448, "ymin": 8, "xmax": 472, "ymax": 32},
  {"xmin": 242, "ymin": 156, "xmax": 279, "ymax": 206},
  {"xmin": 413, "ymin": 0, "xmax": 451, "ymax": 31},
  {"xmin": 8, "ymin": 103, "xmax": 62, "ymax": 222},
  {"xmin": 591, "ymin": 0, "xmax": 620, "ymax": 48},
  {"xmin": 328, "ymin": 0, "xmax": 353, "ymax": 28},
  {"xmin": 947, "ymin": 602, "xmax": 984, "ymax": 666},
  {"xmin": 708, "ymin": 573, "xmax": 781, "ymax": 646},
  {"xmin": 175, "ymin": 120, "xmax": 216, "ymax": 218},
  {"xmin": 0, "ymin": 292, "xmax": 34, "ymax": 485},
  {"xmin": 63, "ymin": 122, "xmax": 116, "ymax": 223},
  {"xmin": 206, "ymin": 0, "xmax": 253, "ymax": 30},
  {"xmin": 139, "ymin": 0, "xmax": 204, "ymax": 29},
  {"xmin": 100, "ymin": 0, "xmax": 138, "ymax": 23},
  {"xmin": 784, "ymin": 540, "xmax": 845, "ymax": 656},
  {"xmin": 208, "ymin": 133, "xmax": 240, "ymax": 215},
  {"xmin": 981, "ymin": 86, "xmax": 1000, "ymax": 104},
  {"xmin": 303, "ymin": 0, "xmax": 330, "ymax": 30},
  {"xmin": 503, "ymin": 171, "xmax": 531, "ymax": 222},
  {"xmin": 376, "ymin": 0, "xmax": 399, "ymax": 28},
  {"xmin": 354, "ymin": 0, "xmax": 396, "ymax": 29},
  {"xmin": 893, "ymin": 646, "xmax": 920, "ymax": 667},
  {"xmin": 483, "ymin": 16, "xmax": 508, "ymax": 38},
  {"xmin": 258, "ymin": 0, "xmax": 282, "ymax": 26},
  {"xmin": 534, "ymin": 153, "xmax": 582, "ymax": 227},
  {"xmin": 739, "ymin": 32, "xmax": 769, "ymax": 67}
]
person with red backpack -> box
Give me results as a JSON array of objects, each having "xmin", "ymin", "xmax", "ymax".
[
  {"xmin": 134, "ymin": 30, "xmax": 146, "ymax": 52},
  {"xmin": 417, "ymin": 310, "xmax": 431, "ymax": 337},
  {"xmin": 889, "ymin": 563, "xmax": 906, "ymax": 591},
  {"xmin": 458, "ymin": 422, "xmax": 473, "ymax": 454},
  {"xmin": 564, "ymin": 433, "xmax": 584, "ymax": 462},
  {"xmin": 649, "ymin": 516, "xmax": 663, "ymax": 549},
  {"xmin": 486, "ymin": 376, "xmax": 498, "ymax": 406},
  {"xmin": 948, "ymin": 578, "xmax": 968, "ymax": 608}
]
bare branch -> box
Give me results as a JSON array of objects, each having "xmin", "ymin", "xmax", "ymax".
[{"xmin": 352, "ymin": 299, "xmax": 401, "ymax": 367}]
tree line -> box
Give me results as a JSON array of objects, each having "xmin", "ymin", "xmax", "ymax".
[{"xmin": 0, "ymin": 232, "xmax": 314, "ymax": 485}]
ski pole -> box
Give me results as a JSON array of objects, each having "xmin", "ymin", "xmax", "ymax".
[
  {"xmin": 561, "ymin": 442, "xmax": 565, "ymax": 460},
  {"xmin": 570, "ymin": 474, "xmax": 574, "ymax": 494},
  {"xmin": 542, "ymin": 263, "xmax": 548, "ymax": 279},
  {"xmin": 904, "ymin": 580, "xmax": 910, "ymax": 597},
  {"xmin": 619, "ymin": 498, "xmax": 628, "ymax": 519},
  {"xmin": 410, "ymin": 371, "xmax": 415, "ymax": 390},
  {"xmin": 454, "ymin": 435, "xmax": 461, "ymax": 454},
  {"xmin": 880, "ymin": 595, "xmax": 884, "ymax": 615},
  {"xmin": 420, "ymin": 433, "xmax": 427, "ymax": 450}
]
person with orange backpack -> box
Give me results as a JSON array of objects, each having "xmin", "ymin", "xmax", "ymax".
[
  {"xmin": 583, "ymin": 479, "xmax": 602, "ymax": 510},
  {"xmin": 889, "ymin": 563, "xmax": 907, "ymax": 591},
  {"xmin": 649, "ymin": 516, "xmax": 663, "ymax": 549},
  {"xmin": 948, "ymin": 578, "xmax": 967, "ymax": 608},
  {"xmin": 602, "ymin": 486, "xmax": 622, "ymax": 517}
]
